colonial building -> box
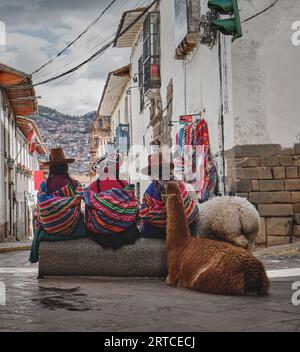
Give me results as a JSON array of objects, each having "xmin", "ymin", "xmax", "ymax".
[
  {"xmin": 106, "ymin": 0, "xmax": 300, "ymax": 245},
  {"xmin": 0, "ymin": 63, "xmax": 47, "ymax": 242},
  {"xmin": 89, "ymin": 114, "xmax": 111, "ymax": 173}
]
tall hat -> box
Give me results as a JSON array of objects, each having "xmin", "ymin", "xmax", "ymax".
[{"xmin": 42, "ymin": 147, "xmax": 75, "ymax": 167}]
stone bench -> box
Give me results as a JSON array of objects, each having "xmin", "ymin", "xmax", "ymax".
[{"xmin": 38, "ymin": 237, "xmax": 167, "ymax": 278}]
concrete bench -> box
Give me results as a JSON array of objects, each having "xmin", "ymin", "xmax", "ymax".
[{"xmin": 38, "ymin": 237, "xmax": 167, "ymax": 278}]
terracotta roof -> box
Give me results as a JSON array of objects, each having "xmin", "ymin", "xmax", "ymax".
[
  {"xmin": 114, "ymin": 7, "xmax": 147, "ymax": 48},
  {"xmin": 0, "ymin": 63, "xmax": 37, "ymax": 117},
  {"xmin": 16, "ymin": 116, "xmax": 48, "ymax": 155},
  {"xmin": 97, "ymin": 64, "xmax": 131, "ymax": 117}
]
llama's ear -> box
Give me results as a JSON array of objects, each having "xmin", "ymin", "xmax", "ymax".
[{"xmin": 167, "ymin": 181, "xmax": 180, "ymax": 195}]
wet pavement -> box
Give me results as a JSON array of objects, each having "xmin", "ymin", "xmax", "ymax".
[{"xmin": 0, "ymin": 250, "xmax": 299, "ymax": 332}]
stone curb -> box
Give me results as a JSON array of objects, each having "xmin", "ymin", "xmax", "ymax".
[
  {"xmin": 254, "ymin": 242, "xmax": 300, "ymax": 257},
  {"xmin": 0, "ymin": 243, "xmax": 32, "ymax": 254}
]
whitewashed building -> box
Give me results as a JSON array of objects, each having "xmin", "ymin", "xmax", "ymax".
[
  {"xmin": 110, "ymin": 0, "xmax": 300, "ymax": 196},
  {"xmin": 106, "ymin": 0, "xmax": 300, "ymax": 245},
  {"xmin": 0, "ymin": 64, "xmax": 47, "ymax": 242}
]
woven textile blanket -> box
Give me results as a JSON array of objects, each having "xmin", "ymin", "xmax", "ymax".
[
  {"xmin": 175, "ymin": 119, "xmax": 218, "ymax": 202},
  {"xmin": 35, "ymin": 180, "xmax": 83, "ymax": 236},
  {"xmin": 83, "ymin": 184, "xmax": 139, "ymax": 236},
  {"xmin": 139, "ymin": 181, "xmax": 199, "ymax": 228}
]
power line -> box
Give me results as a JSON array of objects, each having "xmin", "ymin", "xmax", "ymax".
[
  {"xmin": 33, "ymin": 0, "xmax": 148, "ymax": 83},
  {"xmin": 242, "ymin": 0, "xmax": 280, "ymax": 23},
  {"xmin": 31, "ymin": 0, "xmax": 119, "ymax": 76},
  {"xmin": 6, "ymin": 0, "xmax": 159, "ymax": 90}
]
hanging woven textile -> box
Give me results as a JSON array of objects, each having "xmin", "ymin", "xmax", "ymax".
[{"xmin": 175, "ymin": 118, "xmax": 218, "ymax": 202}]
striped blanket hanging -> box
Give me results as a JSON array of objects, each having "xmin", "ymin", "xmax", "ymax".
[
  {"xmin": 35, "ymin": 181, "xmax": 83, "ymax": 236},
  {"xmin": 139, "ymin": 182, "xmax": 199, "ymax": 228},
  {"xmin": 175, "ymin": 119, "xmax": 218, "ymax": 202},
  {"xmin": 83, "ymin": 184, "xmax": 139, "ymax": 236}
]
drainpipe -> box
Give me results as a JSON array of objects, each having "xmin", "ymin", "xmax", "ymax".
[{"xmin": 217, "ymin": 35, "xmax": 226, "ymax": 195}]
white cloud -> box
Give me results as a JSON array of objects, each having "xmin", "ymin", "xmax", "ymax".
[{"xmin": 0, "ymin": 0, "xmax": 148, "ymax": 114}]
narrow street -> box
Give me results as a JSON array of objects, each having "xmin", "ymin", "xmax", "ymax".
[
  {"xmin": 1, "ymin": 0, "xmax": 300, "ymax": 334},
  {"xmin": 0, "ymin": 249, "xmax": 299, "ymax": 332}
]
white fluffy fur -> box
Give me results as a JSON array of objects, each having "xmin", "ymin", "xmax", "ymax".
[{"xmin": 194, "ymin": 196, "xmax": 260, "ymax": 249}]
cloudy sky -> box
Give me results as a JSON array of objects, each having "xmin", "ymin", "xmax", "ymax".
[{"xmin": 0, "ymin": 0, "xmax": 147, "ymax": 115}]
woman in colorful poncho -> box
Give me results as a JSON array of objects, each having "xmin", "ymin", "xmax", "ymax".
[
  {"xmin": 83, "ymin": 154, "xmax": 140, "ymax": 244},
  {"xmin": 34, "ymin": 147, "xmax": 83, "ymax": 236},
  {"xmin": 139, "ymin": 153, "xmax": 199, "ymax": 238},
  {"xmin": 29, "ymin": 147, "xmax": 86, "ymax": 263}
]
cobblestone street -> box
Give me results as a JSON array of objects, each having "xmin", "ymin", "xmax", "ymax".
[{"xmin": 0, "ymin": 250, "xmax": 299, "ymax": 332}]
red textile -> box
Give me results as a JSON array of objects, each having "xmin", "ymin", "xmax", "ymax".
[
  {"xmin": 89, "ymin": 179, "xmax": 129, "ymax": 193},
  {"xmin": 34, "ymin": 170, "xmax": 45, "ymax": 191}
]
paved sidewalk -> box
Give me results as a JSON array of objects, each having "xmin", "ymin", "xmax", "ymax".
[
  {"xmin": 254, "ymin": 242, "xmax": 300, "ymax": 258},
  {"xmin": 0, "ymin": 250, "xmax": 300, "ymax": 332},
  {"xmin": 0, "ymin": 241, "xmax": 32, "ymax": 253}
]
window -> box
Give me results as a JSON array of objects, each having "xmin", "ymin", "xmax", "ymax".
[
  {"xmin": 115, "ymin": 124, "xmax": 129, "ymax": 155},
  {"xmin": 175, "ymin": 0, "xmax": 189, "ymax": 48},
  {"xmin": 124, "ymin": 96, "xmax": 129, "ymax": 124},
  {"xmin": 142, "ymin": 12, "xmax": 161, "ymax": 94},
  {"xmin": 138, "ymin": 55, "xmax": 144, "ymax": 112},
  {"xmin": 174, "ymin": 0, "xmax": 201, "ymax": 51}
]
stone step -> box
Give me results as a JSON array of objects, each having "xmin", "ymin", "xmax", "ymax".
[{"xmin": 38, "ymin": 238, "xmax": 167, "ymax": 278}]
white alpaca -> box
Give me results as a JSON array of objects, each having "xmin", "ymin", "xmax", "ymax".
[{"xmin": 195, "ymin": 196, "xmax": 260, "ymax": 249}]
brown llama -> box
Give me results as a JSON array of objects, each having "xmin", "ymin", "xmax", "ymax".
[{"xmin": 166, "ymin": 182, "xmax": 270, "ymax": 296}]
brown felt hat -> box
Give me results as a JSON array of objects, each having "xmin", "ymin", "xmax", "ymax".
[{"xmin": 42, "ymin": 147, "xmax": 75, "ymax": 167}]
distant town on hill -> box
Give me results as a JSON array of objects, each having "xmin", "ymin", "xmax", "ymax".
[{"xmin": 32, "ymin": 106, "xmax": 97, "ymax": 175}]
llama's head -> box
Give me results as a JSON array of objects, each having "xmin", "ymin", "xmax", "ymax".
[{"xmin": 166, "ymin": 181, "xmax": 181, "ymax": 196}]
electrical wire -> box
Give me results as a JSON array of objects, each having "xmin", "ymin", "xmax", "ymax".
[
  {"xmin": 33, "ymin": 0, "xmax": 148, "ymax": 82},
  {"xmin": 242, "ymin": 0, "xmax": 280, "ymax": 23},
  {"xmin": 6, "ymin": 0, "xmax": 159, "ymax": 90},
  {"xmin": 31, "ymin": 0, "xmax": 119, "ymax": 76}
]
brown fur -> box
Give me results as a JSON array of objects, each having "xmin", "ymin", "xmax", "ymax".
[{"xmin": 166, "ymin": 182, "xmax": 270, "ymax": 296}]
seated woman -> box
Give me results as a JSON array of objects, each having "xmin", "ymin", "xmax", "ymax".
[
  {"xmin": 139, "ymin": 153, "xmax": 199, "ymax": 238},
  {"xmin": 30, "ymin": 147, "xmax": 85, "ymax": 263},
  {"xmin": 83, "ymin": 154, "xmax": 140, "ymax": 247},
  {"xmin": 34, "ymin": 147, "xmax": 83, "ymax": 235}
]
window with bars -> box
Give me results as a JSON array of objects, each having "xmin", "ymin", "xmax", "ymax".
[{"xmin": 142, "ymin": 12, "xmax": 161, "ymax": 94}]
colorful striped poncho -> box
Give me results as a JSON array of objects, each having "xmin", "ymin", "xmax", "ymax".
[
  {"xmin": 139, "ymin": 181, "xmax": 199, "ymax": 229},
  {"xmin": 175, "ymin": 119, "xmax": 218, "ymax": 202},
  {"xmin": 83, "ymin": 184, "xmax": 139, "ymax": 236},
  {"xmin": 34, "ymin": 180, "xmax": 83, "ymax": 236}
]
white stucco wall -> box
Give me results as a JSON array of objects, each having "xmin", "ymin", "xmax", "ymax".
[
  {"xmin": 232, "ymin": 0, "xmax": 300, "ymax": 148},
  {"xmin": 0, "ymin": 92, "xmax": 6, "ymax": 236},
  {"xmin": 0, "ymin": 90, "xmax": 39, "ymax": 240},
  {"xmin": 111, "ymin": 80, "xmax": 131, "ymax": 135},
  {"xmin": 118, "ymin": 0, "xmax": 299, "ymax": 196},
  {"xmin": 160, "ymin": 0, "xmax": 226, "ymax": 156}
]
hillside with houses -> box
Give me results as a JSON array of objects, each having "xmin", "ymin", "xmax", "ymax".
[{"xmin": 32, "ymin": 106, "xmax": 96, "ymax": 175}]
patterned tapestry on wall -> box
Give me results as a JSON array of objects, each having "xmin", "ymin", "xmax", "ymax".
[{"xmin": 175, "ymin": 118, "xmax": 218, "ymax": 202}]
